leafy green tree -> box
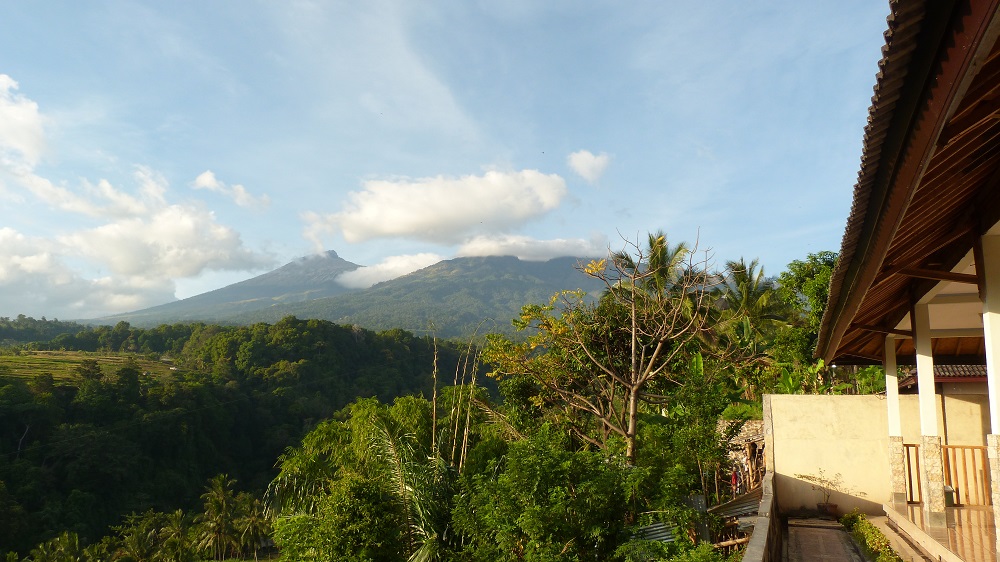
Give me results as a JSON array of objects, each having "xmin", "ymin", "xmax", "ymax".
[
  {"xmin": 73, "ymin": 360, "xmax": 102, "ymax": 382},
  {"xmin": 485, "ymin": 234, "xmax": 719, "ymax": 465},
  {"xmin": 272, "ymin": 474, "xmax": 404, "ymax": 562},
  {"xmin": 453, "ymin": 425, "xmax": 631, "ymax": 562},
  {"xmin": 773, "ymin": 251, "xmax": 838, "ymax": 365}
]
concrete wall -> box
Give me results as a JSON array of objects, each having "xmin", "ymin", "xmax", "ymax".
[
  {"xmin": 765, "ymin": 391, "xmax": 991, "ymax": 515},
  {"xmin": 899, "ymin": 386, "xmax": 990, "ymax": 446},
  {"xmin": 765, "ymin": 394, "xmax": 889, "ymax": 515}
]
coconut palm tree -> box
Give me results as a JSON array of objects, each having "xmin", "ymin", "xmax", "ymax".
[
  {"xmin": 367, "ymin": 412, "xmax": 458, "ymax": 562},
  {"xmin": 113, "ymin": 511, "xmax": 163, "ymax": 562},
  {"xmin": 155, "ymin": 509, "xmax": 194, "ymax": 562},
  {"xmin": 716, "ymin": 258, "xmax": 792, "ymax": 398},
  {"xmin": 610, "ymin": 231, "xmax": 690, "ymax": 297},
  {"xmin": 27, "ymin": 532, "xmax": 84, "ymax": 562},
  {"xmin": 718, "ymin": 258, "xmax": 787, "ymax": 333},
  {"xmin": 235, "ymin": 494, "xmax": 270, "ymax": 561},
  {"xmin": 194, "ymin": 474, "xmax": 239, "ymax": 561}
]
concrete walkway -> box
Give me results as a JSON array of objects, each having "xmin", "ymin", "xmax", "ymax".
[
  {"xmin": 784, "ymin": 518, "xmax": 866, "ymax": 562},
  {"xmin": 868, "ymin": 515, "xmax": 933, "ymax": 562}
]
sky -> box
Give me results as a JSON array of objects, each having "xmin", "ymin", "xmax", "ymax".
[{"xmin": 0, "ymin": 1, "xmax": 890, "ymax": 320}]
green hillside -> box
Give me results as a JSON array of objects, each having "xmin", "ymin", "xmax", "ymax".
[
  {"xmin": 92, "ymin": 255, "xmax": 605, "ymax": 338},
  {"xmin": 228, "ymin": 256, "xmax": 606, "ymax": 337},
  {"xmin": 94, "ymin": 250, "xmax": 361, "ymax": 327}
]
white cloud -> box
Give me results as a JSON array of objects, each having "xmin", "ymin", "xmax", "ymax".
[
  {"xmin": 0, "ymin": 78, "xmax": 275, "ymax": 318},
  {"xmin": 0, "ymin": 75, "xmax": 44, "ymax": 169},
  {"xmin": 0, "ymin": 197, "xmax": 275, "ymax": 318},
  {"xmin": 0, "ymin": 227, "xmax": 177, "ymax": 319},
  {"xmin": 192, "ymin": 170, "xmax": 270, "ymax": 208},
  {"xmin": 60, "ymin": 204, "xmax": 272, "ymax": 278},
  {"xmin": 567, "ymin": 150, "xmax": 610, "ymax": 184},
  {"xmin": 301, "ymin": 210, "xmax": 337, "ymax": 254},
  {"xmin": 318, "ymin": 170, "xmax": 566, "ymax": 244},
  {"xmin": 7, "ymin": 164, "xmax": 167, "ymax": 220},
  {"xmin": 335, "ymin": 253, "xmax": 443, "ymax": 289},
  {"xmin": 458, "ymin": 234, "xmax": 607, "ymax": 261}
]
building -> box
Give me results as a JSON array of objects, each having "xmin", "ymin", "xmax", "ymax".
[{"xmin": 815, "ymin": 0, "xmax": 1000, "ymax": 558}]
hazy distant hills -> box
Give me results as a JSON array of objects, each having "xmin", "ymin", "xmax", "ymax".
[{"xmin": 94, "ymin": 253, "xmax": 606, "ymax": 338}]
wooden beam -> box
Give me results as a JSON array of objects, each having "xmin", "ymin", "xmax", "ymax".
[
  {"xmin": 898, "ymin": 267, "xmax": 979, "ymax": 284},
  {"xmin": 939, "ymin": 94, "xmax": 1000, "ymax": 147},
  {"xmin": 852, "ymin": 324, "xmax": 914, "ymax": 338},
  {"xmin": 713, "ymin": 536, "xmax": 751, "ymax": 548},
  {"xmin": 930, "ymin": 328, "xmax": 985, "ymax": 338},
  {"xmin": 876, "ymin": 226, "xmax": 974, "ymax": 281},
  {"xmin": 929, "ymin": 292, "xmax": 981, "ymax": 304}
]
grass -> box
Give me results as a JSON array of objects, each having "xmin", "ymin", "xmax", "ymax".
[{"xmin": 0, "ymin": 350, "xmax": 180, "ymax": 382}]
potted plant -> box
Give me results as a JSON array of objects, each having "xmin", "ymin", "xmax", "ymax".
[{"xmin": 794, "ymin": 469, "xmax": 863, "ymax": 516}]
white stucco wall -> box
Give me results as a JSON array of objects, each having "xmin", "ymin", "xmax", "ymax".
[
  {"xmin": 765, "ymin": 394, "xmax": 890, "ymax": 514},
  {"xmin": 765, "ymin": 391, "xmax": 991, "ymax": 515}
]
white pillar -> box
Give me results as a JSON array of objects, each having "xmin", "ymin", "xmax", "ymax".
[
  {"xmin": 885, "ymin": 335, "xmax": 906, "ymax": 506},
  {"xmin": 980, "ymin": 234, "xmax": 1000, "ymax": 548},
  {"xmin": 982, "ymin": 235, "xmax": 1000, "ymax": 433},
  {"xmin": 885, "ymin": 336, "xmax": 902, "ymax": 437},
  {"xmin": 914, "ymin": 303, "xmax": 937, "ymax": 436},
  {"xmin": 914, "ymin": 302, "xmax": 945, "ymax": 525}
]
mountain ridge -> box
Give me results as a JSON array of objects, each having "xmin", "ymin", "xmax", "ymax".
[{"xmin": 92, "ymin": 253, "xmax": 606, "ymax": 338}]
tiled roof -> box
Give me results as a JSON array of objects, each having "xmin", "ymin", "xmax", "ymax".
[
  {"xmin": 898, "ymin": 364, "xmax": 987, "ymax": 387},
  {"xmin": 818, "ymin": 0, "xmax": 1000, "ymax": 364}
]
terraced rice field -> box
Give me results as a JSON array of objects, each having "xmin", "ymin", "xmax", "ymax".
[{"xmin": 0, "ymin": 350, "xmax": 179, "ymax": 382}]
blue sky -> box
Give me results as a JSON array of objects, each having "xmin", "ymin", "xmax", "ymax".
[{"xmin": 0, "ymin": 1, "xmax": 889, "ymax": 319}]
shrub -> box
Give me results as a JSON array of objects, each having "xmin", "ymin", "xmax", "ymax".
[{"xmin": 839, "ymin": 510, "xmax": 902, "ymax": 562}]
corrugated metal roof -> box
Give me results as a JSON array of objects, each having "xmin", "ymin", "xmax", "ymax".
[
  {"xmin": 635, "ymin": 522, "xmax": 678, "ymax": 543},
  {"xmin": 708, "ymin": 485, "xmax": 763, "ymax": 518},
  {"xmin": 817, "ymin": 0, "xmax": 932, "ymax": 363}
]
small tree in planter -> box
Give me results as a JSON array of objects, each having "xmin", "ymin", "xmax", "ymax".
[{"xmin": 795, "ymin": 469, "xmax": 865, "ymax": 516}]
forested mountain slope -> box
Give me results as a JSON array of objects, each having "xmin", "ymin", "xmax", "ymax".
[
  {"xmin": 95, "ymin": 251, "xmax": 361, "ymax": 326},
  {"xmin": 229, "ymin": 255, "xmax": 606, "ymax": 337},
  {"xmin": 96, "ymin": 255, "xmax": 605, "ymax": 338}
]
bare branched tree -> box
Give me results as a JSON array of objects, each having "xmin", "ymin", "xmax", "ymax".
[{"xmin": 486, "ymin": 233, "xmax": 723, "ymax": 465}]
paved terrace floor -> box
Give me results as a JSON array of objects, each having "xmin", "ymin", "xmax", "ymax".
[
  {"xmin": 784, "ymin": 518, "xmax": 866, "ymax": 562},
  {"xmin": 783, "ymin": 516, "xmax": 933, "ymax": 562},
  {"xmin": 884, "ymin": 503, "xmax": 997, "ymax": 562}
]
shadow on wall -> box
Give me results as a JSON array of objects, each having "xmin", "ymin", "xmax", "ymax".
[{"xmin": 779, "ymin": 472, "xmax": 884, "ymax": 516}]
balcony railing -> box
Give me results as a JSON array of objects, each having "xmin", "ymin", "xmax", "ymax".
[{"xmin": 903, "ymin": 443, "xmax": 992, "ymax": 506}]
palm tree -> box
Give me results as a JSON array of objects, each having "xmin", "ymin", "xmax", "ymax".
[
  {"xmin": 718, "ymin": 258, "xmax": 787, "ymax": 335},
  {"xmin": 266, "ymin": 419, "xmax": 352, "ymax": 517},
  {"xmin": 27, "ymin": 532, "xmax": 84, "ymax": 562},
  {"xmin": 611, "ymin": 231, "xmax": 690, "ymax": 297},
  {"xmin": 366, "ymin": 411, "xmax": 459, "ymax": 561},
  {"xmin": 113, "ymin": 511, "xmax": 163, "ymax": 562},
  {"xmin": 155, "ymin": 510, "xmax": 194, "ymax": 562},
  {"xmin": 235, "ymin": 494, "xmax": 270, "ymax": 561},
  {"xmin": 716, "ymin": 258, "xmax": 790, "ymax": 398},
  {"xmin": 194, "ymin": 474, "xmax": 239, "ymax": 561}
]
